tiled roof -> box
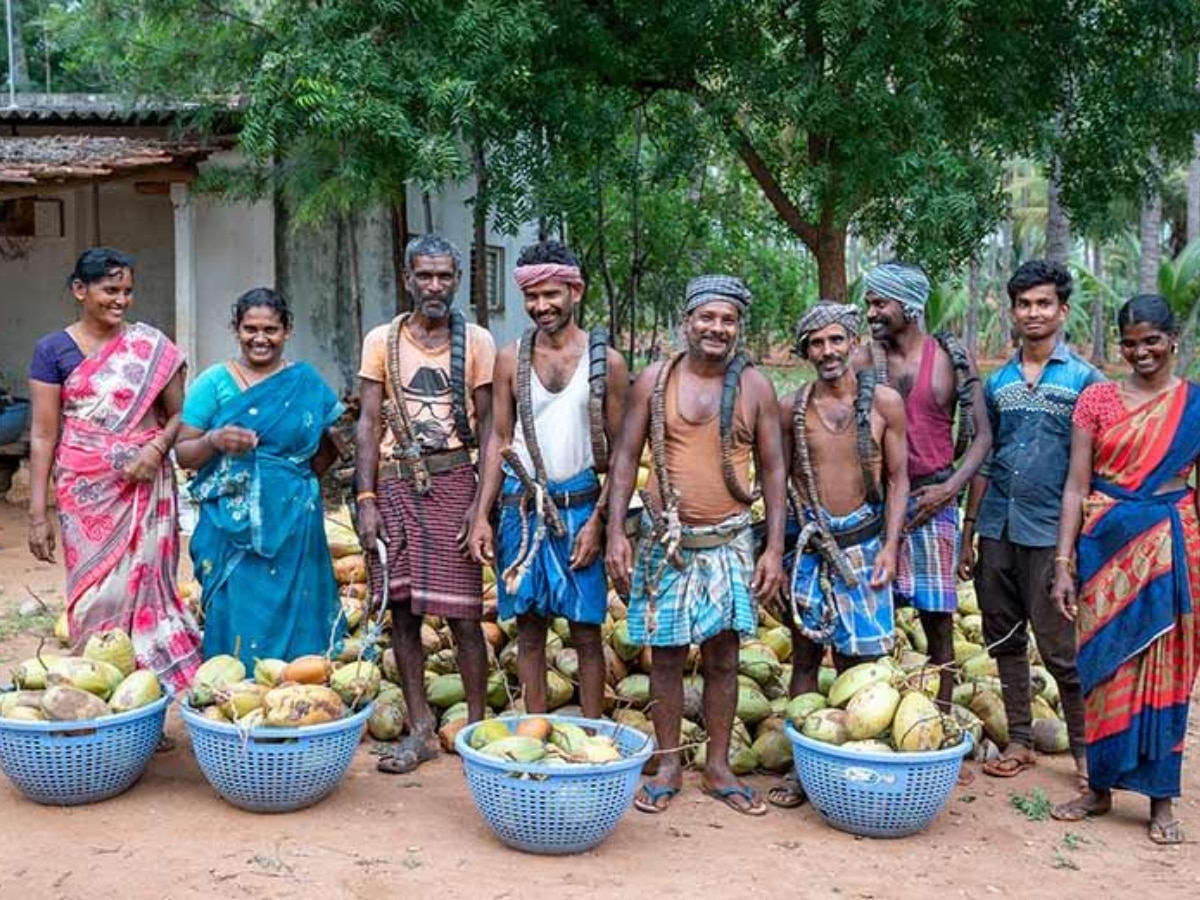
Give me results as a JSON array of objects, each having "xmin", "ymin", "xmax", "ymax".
[
  {"xmin": 0, "ymin": 93, "xmax": 243, "ymax": 125},
  {"xmin": 0, "ymin": 135, "xmax": 216, "ymax": 185}
]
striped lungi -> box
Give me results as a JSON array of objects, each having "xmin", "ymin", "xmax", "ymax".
[
  {"xmin": 366, "ymin": 465, "xmax": 482, "ymax": 620},
  {"xmin": 895, "ymin": 501, "xmax": 959, "ymax": 614}
]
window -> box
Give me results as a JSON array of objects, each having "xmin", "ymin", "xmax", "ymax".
[
  {"xmin": 0, "ymin": 198, "xmax": 35, "ymax": 237},
  {"xmin": 471, "ymin": 244, "xmax": 506, "ymax": 315}
]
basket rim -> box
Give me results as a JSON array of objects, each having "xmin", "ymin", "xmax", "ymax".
[
  {"xmin": 0, "ymin": 691, "xmax": 169, "ymax": 733},
  {"xmin": 180, "ymin": 699, "xmax": 372, "ymax": 739},
  {"xmin": 456, "ymin": 713, "xmax": 655, "ymax": 776},
  {"xmin": 784, "ymin": 721, "xmax": 973, "ymax": 763}
]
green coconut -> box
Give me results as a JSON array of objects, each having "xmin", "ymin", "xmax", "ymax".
[
  {"xmin": 738, "ymin": 644, "xmax": 782, "ymax": 687},
  {"xmin": 892, "ymin": 691, "xmax": 944, "ymax": 752},
  {"xmin": 46, "ymin": 657, "xmax": 123, "ymax": 700},
  {"xmin": 845, "ymin": 681, "xmax": 901, "ymax": 741},
  {"xmin": 610, "ymin": 619, "xmax": 641, "ymax": 662},
  {"xmin": 486, "ymin": 670, "xmax": 509, "ymax": 710},
  {"xmin": 427, "ymin": 673, "xmax": 466, "ymax": 709},
  {"xmin": 554, "ymin": 647, "xmax": 579, "ymax": 681},
  {"xmin": 253, "ymin": 658, "xmax": 287, "ymax": 688},
  {"xmin": 801, "ymin": 708, "xmax": 850, "ymax": 745},
  {"xmin": 546, "ymin": 670, "xmax": 574, "ymax": 710},
  {"xmin": 367, "ymin": 702, "xmax": 406, "ymax": 741},
  {"xmin": 219, "ymin": 681, "xmax": 269, "ymax": 720},
  {"xmin": 12, "ymin": 655, "xmax": 63, "ymax": 690},
  {"xmin": 759, "ymin": 626, "xmax": 793, "ymax": 663},
  {"xmin": 616, "ymin": 673, "xmax": 650, "ymax": 707},
  {"xmin": 786, "ymin": 692, "xmax": 828, "ymax": 728},
  {"xmin": 817, "ymin": 666, "xmax": 837, "ymax": 696},
  {"xmin": 549, "ymin": 721, "xmax": 590, "ymax": 756},
  {"xmin": 827, "ymin": 661, "xmax": 894, "ymax": 709},
  {"xmin": 967, "ymin": 688, "xmax": 1009, "ymax": 747},
  {"xmin": 108, "ymin": 670, "xmax": 162, "ymax": 713},
  {"xmin": 0, "ymin": 690, "xmax": 43, "ymax": 717},
  {"xmin": 479, "ymin": 735, "xmax": 546, "ymax": 763},
  {"xmin": 752, "ymin": 728, "xmax": 794, "ymax": 773},
  {"xmin": 83, "ymin": 628, "xmax": 137, "ymax": 677},
  {"xmin": 190, "ymin": 655, "xmax": 246, "ymax": 707},
  {"xmin": 735, "ymin": 683, "xmax": 771, "ymax": 725},
  {"xmin": 469, "ymin": 718, "xmax": 515, "ymax": 750},
  {"xmin": 1031, "ymin": 718, "xmax": 1069, "ymax": 754},
  {"xmin": 330, "ymin": 660, "xmax": 381, "ymax": 709}
]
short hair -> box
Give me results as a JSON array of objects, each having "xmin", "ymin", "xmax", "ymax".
[
  {"xmin": 1006, "ymin": 259, "xmax": 1072, "ymax": 305},
  {"xmin": 69, "ymin": 247, "xmax": 135, "ymax": 287},
  {"xmin": 516, "ymin": 239, "xmax": 583, "ymax": 273},
  {"xmin": 404, "ymin": 234, "xmax": 462, "ymax": 273},
  {"xmin": 231, "ymin": 287, "xmax": 293, "ymax": 330},
  {"xmin": 1118, "ymin": 293, "xmax": 1176, "ymax": 336}
]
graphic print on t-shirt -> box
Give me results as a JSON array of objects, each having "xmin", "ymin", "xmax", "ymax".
[{"xmin": 404, "ymin": 365, "xmax": 455, "ymax": 451}]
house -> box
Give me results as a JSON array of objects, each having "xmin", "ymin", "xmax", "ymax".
[{"xmin": 0, "ymin": 94, "xmax": 538, "ymax": 398}]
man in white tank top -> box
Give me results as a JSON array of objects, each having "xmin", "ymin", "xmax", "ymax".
[{"xmin": 468, "ymin": 240, "xmax": 628, "ymax": 720}]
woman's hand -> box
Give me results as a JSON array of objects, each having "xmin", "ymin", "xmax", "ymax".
[
  {"xmin": 1051, "ymin": 565, "xmax": 1078, "ymax": 621},
  {"xmin": 122, "ymin": 444, "xmax": 165, "ymax": 483},
  {"xmin": 207, "ymin": 426, "xmax": 258, "ymax": 455},
  {"xmin": 28, "ymin": 518, "xmax": 56, "ymax": 563}
]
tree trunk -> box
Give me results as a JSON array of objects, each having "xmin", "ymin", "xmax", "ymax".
[
  {"xmin": 421, "ymin": 191, "xmax": 433, "ymax": 233},
  {"xmin": 814, "ymin": 224, "xmax": 847, "ymax": 301},
  {"xmin": 8, "ymin": 0, "xmax": 28, "ymax": 87},
  {"xmin": 1138, "ymin": 186, "xmax": 1162, "ymax": 294},
  {"xmin": 1090, "ymin": 240, "xmax": 1107, "ymax": 364},
  {"xmin": 1045, "ymin": 162, "xmax": 1071, "ymax": 264},
  {"xmin": 626, "ymin": 106, "xmax": 645, "ymax": 363},
  {"xmin": 344, "ymin": 212, "xmax": 364, "ymax": 346},
  {"xmin": 998, "ymin": 217, "xmax": 1014, "ymax": 349},
  {"xmin": 1188, "ymin": 132, "xmax": 1200, "ymax": 246},
  {"xmin": 390, "ymin": 199, "xmax": 410, "ymax": 314},
  {"xmin": 965, "ymin": 256, "xmax": 981, "ymax": 358},
  {"xmin": 471, "ymin": 128, "xmax": 490, "ymax": 329}
]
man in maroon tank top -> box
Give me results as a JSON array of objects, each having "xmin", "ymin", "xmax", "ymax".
[{"xmin": 853, "ymin": 262, "xmax": 992, "ymax": 709}]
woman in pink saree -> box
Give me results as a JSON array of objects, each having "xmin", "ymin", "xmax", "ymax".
[{"xmin": 28, "ymin": 248, "xmax": 202, "ymax": 693}]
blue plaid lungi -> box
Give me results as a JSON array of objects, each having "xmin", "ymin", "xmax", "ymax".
[
  {"xmin": 790, "ymin": 504, "xmax": 894, "ymax": 657},
  {"xmin": 628, "ymin": 510, "xmax": 756, "ymax": 648},
  {"xmin": 895, "ymin": 500, "xmax": 959, "ymax": 613},
  {"xmin": 495, "ymin": 468, "xmax": 607, "ymax": 625}
]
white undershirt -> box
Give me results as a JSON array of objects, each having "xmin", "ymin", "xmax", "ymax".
[{"xmin": 510, "ymin": 350, "xmax": 594, "ymax": 484}]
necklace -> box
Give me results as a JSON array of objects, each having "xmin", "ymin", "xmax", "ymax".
[
  {"xmin": 809, "ymin": 391, "xmax": 853, "ymax": 434},
  {"xmin": 230, "ymin": 358, "xmax": 286, "ymax": 389}
]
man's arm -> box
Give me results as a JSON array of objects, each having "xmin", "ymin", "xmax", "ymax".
[
  {"xmin": 876, "ymin": 385, "xmax": 910, "ymax": 556},
  {"xmin": 746, "ymin": 368, "xmax": 785, "ymax": 600},
  {"xmin": 468, "ymin": 347, "xmax": 516, "ymax": 564},
  {"xmin": 355, "ymin": 379, "xmax": 385, "ymax": 549},
  {"xmin": 604, "ymin": 362, "xmax": 657, "ymax": 596}
]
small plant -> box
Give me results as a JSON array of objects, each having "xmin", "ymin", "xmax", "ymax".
[{"xmin": 1009, "ymin": 787, "xmax": 1053, "ymax": 821}]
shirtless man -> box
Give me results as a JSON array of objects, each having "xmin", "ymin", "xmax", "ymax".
[
  {"xmin": 468, "ymin": 239, "xmax": 628, "ymax": 718},
  {"xmin": 854, "ymin": 262, "xmax": 992, "ymax": 708},
  {"xmin": 606, "ymin": 275, "xmax": 786, "ymax": 817},
  {"xmin": 768, "ymin": 302, "xmax": 909, "ymax": 808}
]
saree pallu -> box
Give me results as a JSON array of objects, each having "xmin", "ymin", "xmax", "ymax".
[
  {"xmin": 1076, "ymin": 381, "xmax": 1200, "ymax": 798},
  {"xmin": 189, "ymin": 363, "xmax": 343, "ymax": 670},
  {"xmin": 56, "ymin": 322, "xmax": 201, "ymax": 692}
]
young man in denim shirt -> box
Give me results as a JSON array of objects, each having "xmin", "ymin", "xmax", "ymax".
[{"xmin": 959, "ymin": 260, "xmax": 1104, "ymax": 784}]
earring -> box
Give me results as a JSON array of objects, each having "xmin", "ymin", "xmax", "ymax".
[{"xmin": 1172, "ymin": 343, "xmax": 1179, "ymax": 354}]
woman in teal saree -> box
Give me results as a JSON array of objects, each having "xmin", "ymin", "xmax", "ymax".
[{"xmin": 176, "ymin": 289, "xmax": 343, "ymax": 667}]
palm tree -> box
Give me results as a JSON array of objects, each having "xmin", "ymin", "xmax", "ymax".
[{"xmin": 1157, "ymin": 238, "xmax": 1200, "ymax": 374}]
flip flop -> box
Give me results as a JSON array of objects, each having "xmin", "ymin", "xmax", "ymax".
[
  {"xmin": 703, "ymin": 784, "xmax": 768, "ymax": 817},
  {"xmin": 377, "ymin": 735, "xmax": 439, "ymax": 775},
  {"xmin": 767, "ymin": 775, "xmax": 807, "ymax": 809},
  {"xmin": 982, "ymin": 754, "xmax": 1035, "ymax": 778},
  {"xmin": 633, "ymin": 782, "xmax": 680, "ymax": 814},
  {"xmin": 1148, "ymin": 819, "xmax": 1184, "ymax": 845},
  {"xmin": 1050, "ymin": 792, "xmax": 1112, "ymax": 822}
]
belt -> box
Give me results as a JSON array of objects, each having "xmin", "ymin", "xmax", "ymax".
[
  {"xmin": 679, "ymin": 530, "xmax": 740, "ymax": 550},
  {"xmin": 500, "ymin": 484, "xmax": 601, "ymax": 510},
  {"xmin": 828, "ymin": 512, "xmax": 884, "ymax": 549},
  {"xmin": 378, "ymin": 447, "xmax": 473, "ymax": 482},
  {"xmin": 911, "ymin": 465, "xmax": 955, "ymax": 490}
]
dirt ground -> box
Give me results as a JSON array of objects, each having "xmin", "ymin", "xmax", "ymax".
[{"xmin": 0, "ymin": 503, "xmax": 1195, "ymax": 900}]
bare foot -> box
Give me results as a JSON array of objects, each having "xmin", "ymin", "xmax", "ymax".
[{"xmin": 1051, "ymin": 787, "xmax": 1112, "ymax": 822}]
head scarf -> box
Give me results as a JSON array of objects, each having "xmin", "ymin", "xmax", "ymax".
[
  {"xmin": 863, "ymin": 262, "xmax": 930, "ymax": 322},
  {"xmin": 794, "ymin": 301, "xmax": 861, "ymax": 355},
  {"xmin": 514, "ymin": 263, "xmax": 584, "ymax": 291},
  {"xmin": 684, "ymin": 274, "xmax": 752, "ymax": 316}
]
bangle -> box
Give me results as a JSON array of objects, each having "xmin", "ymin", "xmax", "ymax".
[
  {"xmin": 963, "ymin": 516, "xmax": 976, "ymax": 525},
  {"xmin": 356, "ymin": 491, "xmax": 377, "ymax": 503},
  {"xmin": 148, "ymin": 442, "xmax": 166, "ymax": 457},
  {"xmin": 1054, "ymin": 555, "xmax": 1074, "ymax": 568},
  {"xmin": 206, "ymin": 430, "xmax": 220, "ymax": 448}
]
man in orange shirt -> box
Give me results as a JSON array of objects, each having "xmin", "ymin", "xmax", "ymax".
[{"xmin": 606, "ymin": 275, "xmax": 786, "ymax": 816}]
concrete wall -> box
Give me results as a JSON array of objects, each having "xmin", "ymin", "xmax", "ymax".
[{"xmin": 0, "ymin": 181, "xmax": 174, "ymax": 394}]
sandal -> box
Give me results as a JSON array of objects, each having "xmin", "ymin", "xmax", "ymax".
[
  {"xmin": 982, "ymin": 753, "xmax": 1035, "ymax": 779},
  {"xmin": 767, "ymin": 774, "xmax": 807, "ymax": 809},
  {"xmin": 703, "ymin": 784, "xmax": 768, "ymax": 817},
  {"xmin": 1050, "ymin": 790, "xmax": 1112, "ymax": 822},
  {"xmin": 377, "ymin": 734, "xmax": 439, "ymax": 775},
  {"xmin": 1148, "ymin": 819, "xmax": 1184, "ymax": 845},
  {"xmin": 633, "ymin": 782, "xmax": 680, "ymax": 814}
]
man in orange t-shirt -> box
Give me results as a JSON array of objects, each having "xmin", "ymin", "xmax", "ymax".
[{"xmin": 355, "ymin": 234, "xmax": 495, "ymax": 775}]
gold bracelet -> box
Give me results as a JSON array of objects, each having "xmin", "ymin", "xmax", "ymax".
[
  {"xmin": 1054, "ymin": 555, "xmax": 1074, "ymax": 567},
  {"xmin": 356, "ymin": 491, "xmax": 378, "ymax": 502}
]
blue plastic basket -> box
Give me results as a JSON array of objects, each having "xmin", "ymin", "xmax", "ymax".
[
  {"xmin": 456, "ymin": 715, "xmax": 655, "ymax": 855},
  {"xmin": 181, "ymin": 702, "xmax": 371, "ymax": 813},
  {"xmin": 0, "ymin": 693, "xmax": 168, "ymax": 805},
  {"xmin": 784, "ymin": 722, "xmax": 972, "ymax": 838}
]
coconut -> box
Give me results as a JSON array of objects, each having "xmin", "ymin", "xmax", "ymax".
[
  {"xmin": 1031, "ymin": 665, "xmax": 1060, "ymax": 708},
  {"xmin": 54, "ymin": 611, "xmax": 71, "ymax": 646},
  {"xmin": 499, "ymin": 641, "xmax": 520, "ymax": 678},
  {"xmin": 439, "ymin": 717, "xmax": 469, "ymax": 752},
  {"xmin": 611, "ymin": 620, "xmax": 641, "ymax": 662},
  {"xmin": 191, "ymin": 655, "xmax": 247, "ymax": 707},
  {"xmin": 420, "ymin": 623, "xmax": 442, "ymax": 654},
  {"xmin": 827, "ymin": 662, "xmax": 894, "ymax": 708},
  {"xmin": 738, "ymin": 644, "xmax": 782, "ymax": 686},
  {"xmin": 330, "ymin": 660, "xmax": 381, "ymax": 709},
  {"xmin": 967, "ymin": 688, "xmax": 1009, "ymax": 747},
  {"xmin": 842, "ymin": 739, "xmax": 894, "ymax": 754},
  {"xmin": 220, "ymin": 681, "xmax": 269, "ymax": 720},
  {"xmin": 1031, "ymin": 718, "xmax": 1069, "ymax": 754},
  {"xmin": 108, "ymin": 670, "xmax": 162, "ymax": 713},
  {"xmin": 728, "ymin": 743, "xmax": 759, "ymax": 776},
  {"xmin": 12, "ymin": 655, "xmax": 63, "ymax": 690},
  {"xmin": 681, "ymin": 674, "xmax": 704, "ymax": 721},
  {"xmin": 3, "ymin": 706, "xmax": 46, "ymax": 722},
  {"xmin": 0, "ymin": 690, "xmax": 43, "ymax": 717},
  {"xmin": 953, "ymin": 638, "xmax": 985, "ymax": 665},
  {"xmin": 41, "ymin": 684, "xmax": 111, "ymax": 721},
  {"xmin": 845, "ymin": 681, "xmax": 901, "ymax": 740},
  {"xmin": 549, "ymin": 721, "xmax": 590, "ymax": 756},
  {"xmin": 46, "ymin": 657, "xmax": 123, "ymax": 700},
  {"xmin": 427, "ymin": 674, "xmax": 466, "ymax": 709},
  {"xmin": 961, "ymin": 653, "xmax": 999, "ymax": 681},
  {"xmin": 480, "ymin": 735, "xmax": 546, "ymax": 763},
  {"xmin": 613, "ymin": 708, "xmax": 650, "ymax": 733},
  {"xmin": 262, "ymin": 684, "xmax": 344, "ymax": 727},
  {"xmin": 576, "ymin": 736, "xmax": 622, "ymax": 764},
  {"xmin": 786, "ymin": 692, "xmax": 828, "ymax": 728},
  {"xmin": 759, "ymin": 626, "xmax": 793, "ymax": 663},
  {"xmin": 554, "ymin": 648, "xmax": 580, "ymax": 681},
  {"xmin": 752, "ymin": 728, "xmax": 794, "ymax": 773},
  {"xmin": 546, "ymin": 670, "xmax": 574, "ymax": 710},
  {"xmin": 367, "ymin": 702, "xmax": 406, "ymax": 741},
  {"xmin": 468, "ymin": 718, "xmax": 515, "ymax": 750},
  {"xmin": 959, "ymin": 614, "xmax": 983, "ymax": 644},
  {"xmin": 801, "ymin": 708, "xmax": 850, "ymax": 745},
  {"xmin": 892, "ymin": 691, "xmax": 945, "ymax": 752},
  {"xmin": 486, "ymin": 670, "xmax": 509, "ymax": 710},
  {"xmin": 736, "ymin": 683, "xmax": 772, "ymax": 725},
  {"xmin": 201, "ymin": 705, "xmax": 230, "ymax": 723},
  {"xmin": 900, "ymin": 666, "xmax": 941, "ymax": 700},
  {"xmin": 381, "ymin": 648, "xmax": 401, "ymax": 684},
  {"xmin": 616, "ymin": 674, "xmax": 650, "ymax": 707},
  {"xmin": 426, "ymin": 648, "xmax": 458, "ymax": 675},
  {"xmin": 950, "ymin": 703, "xmax": 984, "ymax": 748},
  {"xmin": 1030, "ymin": 694, "xmax": 1058, "ymax": 721},
  {"xmin": 956, "ymin": 581, "xmax": 981, "ymax": 615},
  {"xmin": 83, "ymin": 628, "xmax": 137, "ymax": 677}
]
